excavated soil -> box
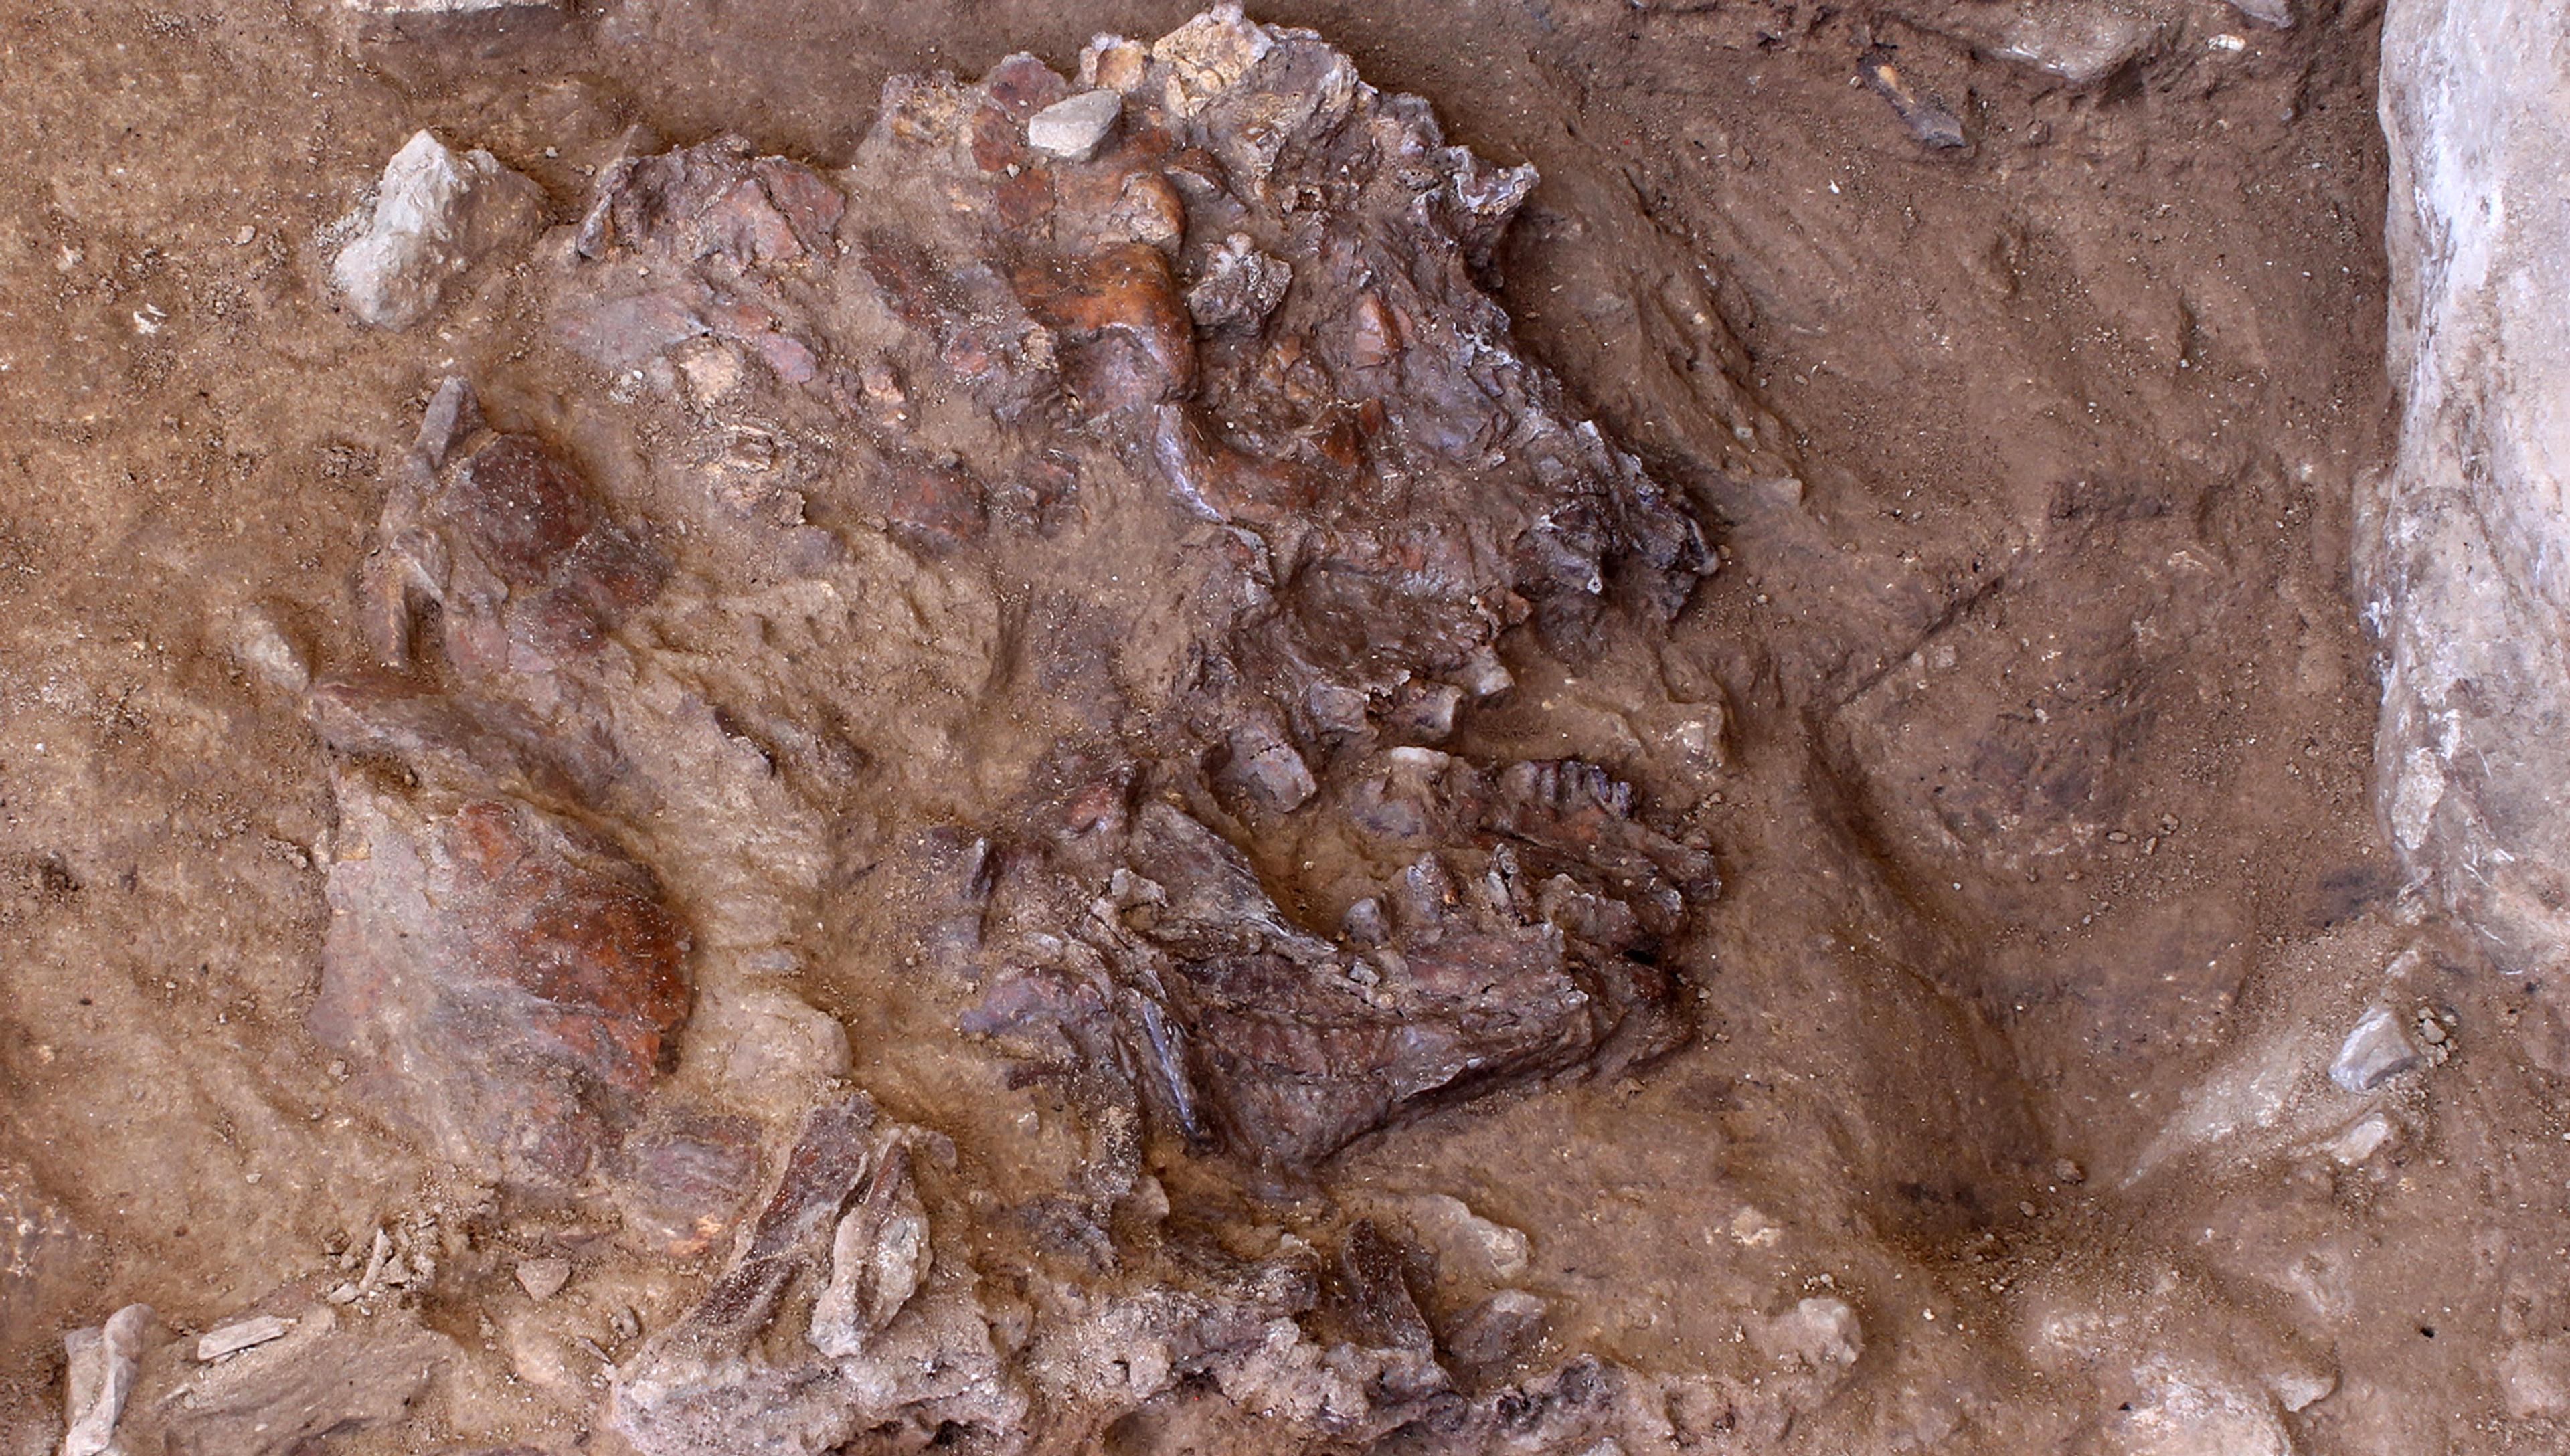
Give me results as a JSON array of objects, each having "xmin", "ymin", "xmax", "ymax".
[{"xmin": 6, "ymin": 0, "xmax": 2565, "ymax": 1452}]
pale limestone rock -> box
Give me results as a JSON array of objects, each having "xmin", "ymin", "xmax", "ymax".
[
  {"xmin": 332, "ymin": 130, "xmax": 543, "ymax": 330},
  {"xmin": 1027, "ymin": 90, "xmax": 1124, "ymax": 161},
  {"xmin": 60, "ymin": 1305, "xmax": 151, "ymax": 1456},
  {"xmin": 2367, "ymin": 0, "xmax": 2570, "ymax": 974}
]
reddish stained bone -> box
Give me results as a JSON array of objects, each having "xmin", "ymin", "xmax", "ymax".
[
  {"xmin": 444, "ymin": 435, "xmax": 603, "ymax": 583},
  {"xmin": 882, "ymin": 454, "xmax": 990, "ymax": 549},
  {"xmin": 970, "ymin": 101, "xmax": 1029, "ymax": 174},
  {"xmin": 1013, "ymin": 242, "xmax": 1197, "ymax": 402},
  {"xmin": 972, "ymin": 780, "xmax": 1691, "ymax": 1170},
  {"xmin": 614, "ymin": 1109, "xmax": 764, "ymax": 1257},
  {"xmin": 981, "ymin": 52, "xmax": 1074, "ymax": 116},
  {"xmin": 327, "ymin": 379, "xmax": 694, "ymax": 1192},
  {"xmin": 993, "ymin": 169, "xmax": 1057, "ymax": 232},
  {"xmin": 442, "ymin": 800, "xmax": 691, "ymax": 1079},
  {"xmin": 363, "ymin": 384, "xmax": 667, "ymax": 684},
  {"xmin": 578, "ymin": 139, "xmax": 843, "ymax": 267},
  {"xmin": 313, "ymin": 781, "xmax": 693, "ymax": 1188}
]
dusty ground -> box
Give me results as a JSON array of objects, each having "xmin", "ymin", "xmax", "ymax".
[{"xmin": 4, "ymin": 0, "xmax": 2563, "ymax": 1451}]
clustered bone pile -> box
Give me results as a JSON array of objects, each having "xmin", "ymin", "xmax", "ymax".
[{"xmin": 58, "ymin": 9, "xmax": 1808, "ymax": 1454}]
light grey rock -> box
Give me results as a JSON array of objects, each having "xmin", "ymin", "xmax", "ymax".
[
  {"xmin": 2367, "ymin": 0, "xmax": 2570, "ymax": 974},
  {"xmin": 1907, "ymin": 0, "xmax": 2174, "ymax": 86},
  {"xmin": 1027, "ymin": 89, "xmax": 1124, "ymax": 161},
  {"xmin": 2111, "ymin": 1358, "xmax": 2292, "ymax": 1456},
  {"xmin": 2329, "ymin": 1007, "xmax": 2421, "ymax": 1093},
  {"xmin": 2269, "ymin": 1366, "xmax": 2336, "ymax": 1413},
  {"xmin": 331, "ymin": 130, "xmax": 544, "ymax": 330},
  {"xmin": 2224, "ymin": 0, "xmax": 2292, "ymax": 26},
  {"xmin": 195, "ymin": 1315, "xmax": 292, "ymax": 1362},
  {"xmin": 513, "ymin": 1257, "xmax": 572, "ymax": 1302},
  {"xmin": 2322, "ymin": 1111, "xmax": 2395, "ymax": 1164},
  {"xmin": 339, "ymin": 0, "xmax": 564, "ymax": 23},
  {"xmin": 1401, "ymin": 1194, "xmax": 1530, "ymax": 1281},
  {"xmin": 228, "ymin": 604, "xmax": 309, "ymax": 691},
  {"xmin": 124, "ymin": 1308, "xmax": 451, "ymax": 1456},
  {"xmin": 2500, "ymin": 1336, "xmax": 2570, "ymax": 1419},
  {"xmin": 60, "ymin": 1305, "xmax": 151, "ymax": 1456},
  {"xmin": 1755, "ymin": 1296, "xmax": 1863, "ymax": 1374}
]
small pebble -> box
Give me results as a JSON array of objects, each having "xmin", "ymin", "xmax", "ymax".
[
  {"xmin": 515, "ymin": 1257, "xmax": 573, "ymax": 1302},
  {"xmin": 234, "ymin": 225, "xmax": 257, "ymax": 245}
]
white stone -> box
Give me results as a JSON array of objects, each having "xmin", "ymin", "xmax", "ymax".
[
  {"xmin": 60, "ymin": 1304, "xmax": 151, "ymax": 1456},
  {"xmin": 2368, "ymin": 0, "xmax": 2570, "ymax": 970},
  {"xmin": 1921, "ymin": 1, "xmax": 2170, "ymax": 86},
  {"xmin": 2115, "ymin": 1360, "xmax": 2293, "ymax": 1456},
  {"xmin": 2328, "ymin": 1008, "xmax": 2419, "ymax": 1093},
  {"xmin": 2322, "ymin": 1112, "xmax": 2394, "ymax": 1164},
  {"xmin": 1402, "ymin": 1194, "xmax": 1530, "ymax": 1279},
  {"xmin": 341, "ymin": 0, "xmax": 562, "ymax": 17},
  {"xmin": 331, "ymin": 130, "xmax": 543, "ymax": 331},
  {"xmin": 1756, "ymin": 1296, "xmax": 1863, "ymax": 1371},
  {"xmin": 514, "ymin": 1257, "xmax": 572, "ymax": 1302},
  {"xmin": 195, "ymin": 1314, "xmax": 292, "ymax": 1361},
  {"xmin": 1027, "ymin": 90, "xmax": 1124, "ymax": 162}
]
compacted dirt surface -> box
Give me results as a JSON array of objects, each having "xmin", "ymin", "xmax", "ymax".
[{"xmin": 5, "ymin": 0, "xmax": 2564, "ymax": 1451}]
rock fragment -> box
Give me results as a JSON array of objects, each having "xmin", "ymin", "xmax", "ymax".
[
  {"xmin": 195, "ymin": 1315, "xmax": 292, "ymax": 1362},
  {"xmin": 124, "ymin": 1308, "xmax": 454, "ymax": 1456},
  {"xmin": 1184, "ymin": 232, "xmax": 1292, "ymax": 329},
  {"xmin": 1754, "ymin": 1297, "xmax": 1863, "ymax": 1376},
  {"xmin": 1403, "ymin": 1194, "xmax": 1532, "ymax": 1281},
  {"xmin": 2322, "ymin": 1112, "xmax": 2394, "ymax": 1164},
  {"xmin": 1914, "ymin": 0, "xmax": 2172, "ymax": 86},
  {"xmin": 60, "ymin": 1304, "xmax": 152, "ymax": 1456},
  {"xmin": 1027, "ymin": 88, "xmax": 1124, "ymax": 160},
  {"xmin": 1438, "ymin": 1290, "xmax": 1547, "ymax": 1386},
  {"xmin": 513, "ymin": 1258, "xmax": 572, "ymax": 1302},
  {"xmin": 332, "ymin": 131, "xmax": 544, "ymax": 330},
  {"xmin": 1, "ymin": 1166, "xmax": 79, "ymax": 1355},
  {"xmin": 2500, "ymin": 1337, "xmax": 2570, "ymax": 1419},
  {"xmin": 2328, "ymin": 1007, "xmax": 2421, "ymax": 1093},
  {"xmin": 2108, "ymin": 1358, "xmax": 2292, "ymax": 1456},
  {"xmin": 2369, "ymin": 0, "xmax": 2570, "ymax": 979}
]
